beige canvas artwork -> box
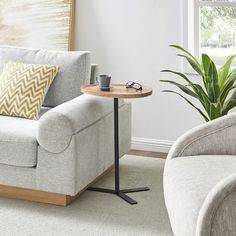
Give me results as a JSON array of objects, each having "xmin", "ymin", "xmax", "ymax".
[{"xmin": 0, "ymin": 0, "xmax": 74, "ymax": 51}]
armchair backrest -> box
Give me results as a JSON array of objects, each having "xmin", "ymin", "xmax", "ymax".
[{"xmin": 0, "ymin": 46, "xmax": 91, "ymax": 107}]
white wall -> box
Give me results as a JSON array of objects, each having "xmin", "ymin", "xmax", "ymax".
[{"xmin": 75, "ymin": 0, "xmax": 203, "ymax": 152}]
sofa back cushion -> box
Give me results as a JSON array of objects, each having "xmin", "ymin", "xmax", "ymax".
[{"xmin": 0, "ymin": 46, "xmax": 91, "ymax": 107}]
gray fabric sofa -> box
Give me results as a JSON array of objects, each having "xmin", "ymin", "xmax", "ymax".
[
  {"xmin": 164, "ymin": 114, "xmax": 236, "ymax": 236},
  {"xmin": 0, "ymin": 46, "xmax": 131, "ymax": 205}
]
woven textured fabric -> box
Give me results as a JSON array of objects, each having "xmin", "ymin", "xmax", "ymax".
[
  {"xmin": 0, "ymin": 61, "xmax": 58, "ymax": 119},
  {"xmin": 0, "ymin": 46, "xmax": 91, "ymax": 107}
]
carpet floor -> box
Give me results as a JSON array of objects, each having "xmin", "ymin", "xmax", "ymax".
[{"xmin": 0, "ymin": 155, "xmax": 173, "ymax": 236}]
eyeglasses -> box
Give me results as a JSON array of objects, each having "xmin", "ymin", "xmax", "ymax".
[{"xmin": 125, "ymin": 81, "xmax": 143, "ymax": 91}]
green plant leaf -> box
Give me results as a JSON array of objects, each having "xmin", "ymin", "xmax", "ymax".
[
  {"xmin": 170, "ymin": 45, "xmax": 201, "ymax": 67},
  {"xmin": 191, "ymin": 83, "xmax": 211, "ymax": 115},
  {"xmin": 161, "ymin": 70, "xmax": 192, "ymax": 84},
  {"xmin": 220, "ymin": 69, "xmax": 236, "ymax": 103},
  {"xmin": 202, "ymin": 54, "xmax": 211, "ymax": 73},
  {"xmin": 208, "ymin": 61, "xmax": 220, "ymax": 103},
  {"xmin": 200, "ymin": 54, "xmax": 220, "ymax": 103},
  {"xmin": 161, "ymin": 45, "xmax": 236, "ymax": 121},
  {"xmin": 160, "ymin": 80, "xmax": 198, "ymax": 98},
  {"xmin": 161, "ymin": 69, "xmax": 212, "ymax": 116},
  {"xmin": 219, "ymin": 55, "xmax": 236, "ymax": 90},
  {"xmin": 161, "ymin": 69, "xmax": 210, "ymax": 103},
  {"xmin": 177, "ymin": 54, "xmax": 204, "ymax": 76},
  {"xmin": 162, "ymin": 90, "xmax": 209, "ymax": 121},
  {"xmin": 201, "ymin": 54, "xmax": 211, "ymax": 93},
  {"xmin": 223, "ymin": 90, "xmax": 236, "ymax": 114},
  {"xmin": 220, "ymin": 84, "xmax": 236, "ymax": 105},
  {"xmin": 209, "ymin": 103, "xmax": 222, "ymax": 120}
]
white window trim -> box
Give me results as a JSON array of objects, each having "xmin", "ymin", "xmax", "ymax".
[
  {"xmin": 199, "ymin": 2, "xmax": 236, "ymax": 7},
  {"xmin": 182, "ymin": 0, "xmax": 198, "ymax": 74},
  {"xmin": 182, "ymin": 0, "xmax": 236, "ymax": 74}
]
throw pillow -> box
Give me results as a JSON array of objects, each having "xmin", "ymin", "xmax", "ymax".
[{"xmin": 0, "ymin": 61, "xmax": 59, "ymax": 119}]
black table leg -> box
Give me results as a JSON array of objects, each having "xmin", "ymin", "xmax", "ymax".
[
  {"xmin": 114, "ymin": 98, "xmax": 120, "ymax": 194},
  {"xmin": 88, "ymin": 98, "xmax": 150, "ymax": 205}
]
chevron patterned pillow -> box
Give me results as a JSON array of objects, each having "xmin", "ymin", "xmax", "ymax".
[{"xmin": 0, "ymin": 61, "xmax": 59, "ymax": 119}]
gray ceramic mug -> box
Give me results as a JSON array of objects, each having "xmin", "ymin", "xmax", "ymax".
[{"xmin": 96, "ymin": 75, "xmax": 111, "ymax": 90}]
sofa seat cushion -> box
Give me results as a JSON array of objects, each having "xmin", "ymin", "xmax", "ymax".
[
  {"xmin": 164, "ymin": 155, "xmax": 236, "ymax": 236},
  {"xmin": 0, "ymin": 115, "xmax": 38, "ymax": 167}
]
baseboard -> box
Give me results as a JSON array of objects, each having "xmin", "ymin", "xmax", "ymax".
[{"xmin": 131, "ymin": 137, "xmax": 174, "ymax": 153}]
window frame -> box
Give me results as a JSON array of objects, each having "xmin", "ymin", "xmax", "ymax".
[{"xmin": 182, "ymin": 0, "xmax": 236, "ymax": 73}]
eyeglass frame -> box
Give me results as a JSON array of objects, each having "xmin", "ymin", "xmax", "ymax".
[{"xmin": 125, "ymin": 81, "xmax": 143, "ymax": 91}]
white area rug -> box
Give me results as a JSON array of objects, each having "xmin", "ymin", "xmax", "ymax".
[{"xmin": 0, "ymin": 155, "xmax": 173, "ymax": 236}]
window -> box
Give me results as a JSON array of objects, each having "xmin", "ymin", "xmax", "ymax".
[{"xmin": 185, "ymin": 0, "xmax": 236, "ymax": 66}]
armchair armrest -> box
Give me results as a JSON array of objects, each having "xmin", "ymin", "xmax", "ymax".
[
  {"xmin": 168, "ymin": 112, "xmax": 236, "ymax": 160},
  {"xmin": 196, "ymin": 173, "xmax": 236, "ymax": 236},
  {"xmin": 37, "ymin": 94, "xmax": 124, "ymax": 153}
]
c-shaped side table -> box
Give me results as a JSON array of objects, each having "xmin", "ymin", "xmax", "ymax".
[{"xmin": 81, "ymin": 84, "xmax": 152, "ymax": 205}]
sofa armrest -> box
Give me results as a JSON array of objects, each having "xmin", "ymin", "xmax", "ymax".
[
  {"xmin": 37, "ymin": 94, "xmax": 124, "ymax": 153},
  {"xmin": 168, "ymin": 112, "xmax": 236, "ymax": 160},
  {"xmin": 196, "ymin": 173, "xmax": 236, "ymax": 236}
]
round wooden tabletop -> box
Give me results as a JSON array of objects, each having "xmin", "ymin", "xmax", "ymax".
[{"xmin": 81, "ymin": 84, "xmax": 152, "ymax": 99}]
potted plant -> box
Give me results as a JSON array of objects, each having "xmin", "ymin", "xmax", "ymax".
[{"xmin": 160, "ymin": 45, "xmax": 236, "ymax": 121}]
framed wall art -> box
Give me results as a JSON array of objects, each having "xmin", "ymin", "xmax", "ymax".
[{"xmin": 0, "ymin": 0, "xmax": 75, "ymax": 50}]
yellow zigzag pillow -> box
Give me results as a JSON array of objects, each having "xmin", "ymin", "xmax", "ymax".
[{"xmin": 0, "ymin": 61, "xmax": 59, "ymax": 120}]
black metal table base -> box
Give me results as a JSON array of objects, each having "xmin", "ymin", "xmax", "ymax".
[
  {"xmin": 87, "ymin": 98, "xmax": 150, "ymax": 205},
  {"xmin": 87, "ymin": 187, "xmax": 150, "ymax": 205}
]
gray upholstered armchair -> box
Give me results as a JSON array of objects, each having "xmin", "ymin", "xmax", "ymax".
[{"xmin": 164, "ymin": 113, "xmax": 236, "ymax": 236}]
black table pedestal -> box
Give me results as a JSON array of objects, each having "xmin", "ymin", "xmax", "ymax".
[{"xmin": 87, "ymin": 98, "xmax": 150, "ymax": 205}]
